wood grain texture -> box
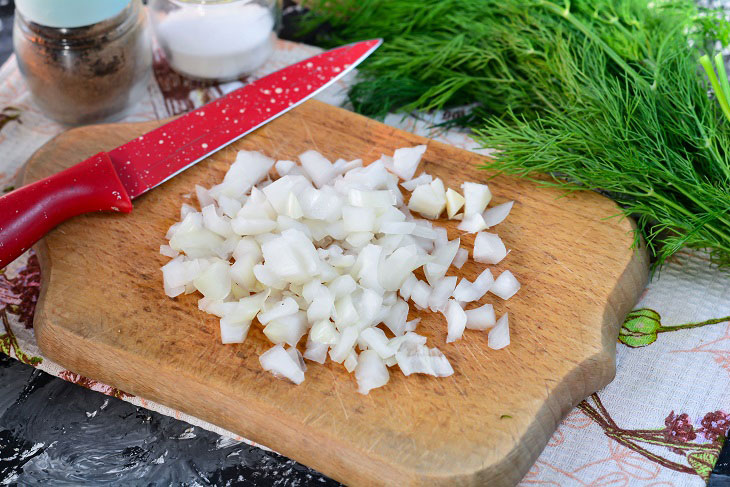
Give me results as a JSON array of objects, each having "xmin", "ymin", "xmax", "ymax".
[{"xmin": 27, "ymin": 100, "xmax": 648, "ymax": 486}]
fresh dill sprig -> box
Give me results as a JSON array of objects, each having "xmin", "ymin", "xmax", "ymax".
[{"xmin": 298, "ymin": 0, "xmax": 730, "ymax": 267}]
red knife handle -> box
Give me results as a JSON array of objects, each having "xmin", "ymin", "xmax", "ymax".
[{"xmin": 0, "ymin": 152, "xmax": 133, "ymax": 269}]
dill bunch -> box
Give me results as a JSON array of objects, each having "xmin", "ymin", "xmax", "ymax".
[{"xmin": 298, "ymin": 0, "xmax": 730, "ymax": 267}]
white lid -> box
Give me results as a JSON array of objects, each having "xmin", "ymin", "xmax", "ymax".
[{"xmin": 15, "ymin": 0, "xmax": 132, "ymax": 28}]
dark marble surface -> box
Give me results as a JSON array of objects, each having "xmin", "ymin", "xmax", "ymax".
[{"xmin": 0, "ymin": 354, "xmax": 339, "ymax": 486}]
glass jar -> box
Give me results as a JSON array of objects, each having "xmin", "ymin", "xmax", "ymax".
[
  {"xmin": 149, "ymin": 0, "xmax": 280, "ymax": 82},
  {"xmin": 13, "ymin": 0, "xmax": 152, "ymax": 126}
]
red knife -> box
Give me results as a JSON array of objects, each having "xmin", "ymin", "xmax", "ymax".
[{"xmin": 0, "ymin": 39, "xmax": 382, "ymax": 269}]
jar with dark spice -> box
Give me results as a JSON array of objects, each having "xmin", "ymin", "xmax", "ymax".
[{"xmin": 13, "ymin": 0, "xmax": 152, "ymax": 125}]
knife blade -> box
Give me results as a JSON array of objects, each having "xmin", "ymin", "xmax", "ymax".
[{"xmin": 0, "ymin": 39, "xmax": 382, "ymax": 269}]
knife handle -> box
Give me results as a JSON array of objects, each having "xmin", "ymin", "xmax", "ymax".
[{"xmin": 0, "ymin": 152, "xmax": 133, "ymax": 269}]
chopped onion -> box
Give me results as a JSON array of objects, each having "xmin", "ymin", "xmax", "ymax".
[
  {"xmin": 344, "ymin": 351, "xmax": 359, "ymax": 373},
  {"xmin": 303, "ymin": 336, "xmax": 328, "ymax": 363},
  {"xmin": 396, "ymin": 343, "xmax": 454, "ymax": 377},
  {"xmin": 257, "ymin": 297, "xmax": 298, "ymax": 325},
  {"xmin": 488, "ymin": 313, "xmax": 510, "ymax": 349},
  {"xmin": 461, "ymin": 182, "xmax": 492, "ymax": 217},
  {"xmin": 483, "ymin": 201, "xmax": 514, "ymax": 227},
  {"xmin": 220, "ymin": 318, "xmax": 251, "ymax": 344},
  {"xmin": 299, "ymin": 150, "xmax": 336, "ymax": 188},
  {"xmin": 360, "ymin": 327, "xmax": 396, "ymax": 358},
  {"xmin": 162, "ymin": 146, "xmax": 521, "ymax": 393},
  {"xmin": 452, "ymin": 248, "xmax": 468, "ymax": 269},
  {"xmin": 445, "ymin": 188, "xmax": 465, "ymax": 219},
  {"xmin": 473, "ymin": 232, "xmax": 507, "ymax": 264},
  {"xmin": 444, "ymin": 299, "xmax": 467, "ymax": 343},
  {"xmin": 401, "ymin": 173, "xmax": 432, "ymax": 191},
  {"xmin": 342, "ymin": 206, "xmax": 376, "ymax": 233},
  {"xmin": 355, "ymin": 350, "xmax": 390, "ymax": 394},
  {"xmin": 452, "ymin": 269, "xmax": 493, "ymax": 303},
  {"xmin": 275, "ymin": 159, "xmax": 296, "ymax": 177},
  {"xmin": 263, "ymin": 310, "xmax": 308, "ymax": 346},
  {"xmin": 465, "ymin": 303, "xmax": 496, "ymax": 330},
  {"xmin": 408, "ymin": 182, "xmax": 446, "ymax": 219},
  {"xmin": 391, "ymin": 145, "xmax": 426, "ymax": 181},
  {"xmin": 410, "ymin": 280, "xmax": 431, "ymax": 309},
  {"xmin": 160, "ymin": 244, "xmax": 178, "ymax": 258},
  {"xmin": 428, "ymin": 276, "xmax": 457, "ymax": 312},
  {"xmin": 259, "ymin": 344, "xmax": 305, "ymax": 384},
  {"xmin": 490, "ymin": 270, "xmax": 521, "ymax": 300},
  {"xmin": 330, "ymin": 326, "xmax": 359, "ymax": 363},
  {"xmin": 457, "ymin": 213, "xmax": 488, "ymax": 233}
]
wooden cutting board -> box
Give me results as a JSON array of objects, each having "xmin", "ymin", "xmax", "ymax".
[{"xmin": 27, "ymin": 100, "xmax": 647, "ymax": 486}]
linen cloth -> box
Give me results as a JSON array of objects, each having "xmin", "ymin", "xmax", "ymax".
[{"xmin": 0, "ymin": 39, "xmax": 728, "ymax": 486}]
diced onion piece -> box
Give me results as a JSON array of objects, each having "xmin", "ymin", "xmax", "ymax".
[
  {"xmin": 399, "ymin": 273, "xmax": 418, "ymax": 301},
  {"xmin": 259, "ymin": 344, "xmax": 305, "ymax": 384},
  {"xmin": 342, "ymin": 205, "xmax": 376, "ymax": 233},
  {"xmin": 444, "ymin": 299, "xmax": 467, "ymax": 343},
  {"xmin": 303, "ymin": 336, "xmax": 329, "ymax": 364},
  {"xmin": 328, "ymin": 275, "xmax": 357, "ymax": 298},
  {"xmin": 263, "ymin": 311, "xmax": 308, "ymax": 346},
  {"xmin": 410, "ymin": 280, "xmax": 431, "ymax": 309},
  {"xmin": 428, "ymin": 276, "xmax": 457, "ymax": 312},
  {"xmin": 355, "ymin": 350, "xmax": 390, "ymax": 394},
  {"xmin": 160, "ymin": 244, "xmax": 178, "ymax": 258},
  {"xmin": 461, "ymin": 182, "xmax": 492, "ymax": 217},
  {"xmin": 396, "ymin": 343, "xmax": 454, "ymax": 377},
  {"xmin": 218, "ymin": 195, "xmax": 242, "ymax": 218},
  {"xmin": 473, "ymin": 232, "xmax": 507, "ymax": 264},
  {"xmin": 360, "ymin": 327, "xmax": 396, "ymax": 358},
  {"xmin": 383, "ymin": 298, "xmax": 409, "ymax": 336},
  {"xmin": 483, "ymin": 201, "xmax": 514, "ymax": 227},
  {"xmin": 490, "ymin": 270, "xmax": 521, "ymax": 300},
  {"xmin": 275, "ymin": 159, "xmax": 296, "ymax": 176},
  {"xmin": 344, "ymin": 351, "xmax": 359, "ymax": 373},
  {"xmin": 193, "ymin": 259, "xmax": 231, "ymax": 300},
  {"xmin": 262, "ymin": 175, "xmax": 311, "ymax": 215},
  {"xmin": 334, "ymin": 295, "xmax": 359, "ymax": 329},
  {"xmin": 380, "ymin": 221, "xmax": 416, "ymax": 235},
  {"xmin": 391, "ymin": 145, "xmax": 426, "ymax": 180},
  {"xmin": 202, "ymin": 204, "xmax": 233, "ymax": 238},
  {"xmin": 310, "ymin": 319, "xmax": 339, "ymax": 345},
  {"xmin": 405, "ymin": 318, "xmax": 420, "ymax": 332},
  {"xmin": 231, "ymin": 217, "xmax": 277, "ymax": 236},
  {"xmin": 196, "ymin": 185, "xmax": 215, "ymax": 208},
  {"xmin": 220, "ymin": 318, "xmax": 251, "ymax": 344},
  {"xmin": 330, "ymin": 326, "xmax": 359, "ymax": 363},
  {"xmin": 457, "ymin": 213, "xmax": 488, "ymax": 233},
  {"xmin": 465, "ymin": 304, "xmax": 496, "ymax": 330},
  {"xmin": 408, "ymin": 183, "xmax": 446, "ymax": 219},
  {"xmin": 452, "ymin": 248, "xmax": 468, "ymax": 269},
  {"xmin": 488, "ymin": 313, "xmax": 510, "ymax": 349},
  {"xmin": 257, "ymin": 297, "xmax": 298, "ymax": 325},
  {"xmin": 348, "ymin": 189, "xmax": 396, "ymax": 208},
  {"xmin": 284, "ymin": 193, "xmax": 304, "ymax": 219},
  {"xmin": 445, "ymin": 188, "xmax": 465, "ymax": 219},
  {"xmin": 299, "ymin": 150, "xmax": 337, "ymax": 188},
  {"xmin": 452, "ymin": 269, "xmax": 493, "ymax": 303},
  {"xmin": 401, "ymin": 173, "xmax": 432, "ymax": 191}
]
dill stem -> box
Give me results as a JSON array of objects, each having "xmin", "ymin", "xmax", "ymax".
[
  {"xmin": 671, "ymin": 179, "xmax": 730, "ymax": 232},
  {"xmin": 649, "ymin": 188, "xmax": 730, "ymax": 246},
  {"xmin": 537, "ymin": 0, "xmax": 652, "ymax": 91},
  {"xmin": 700, "ymin": 55, "xmax": 730, "ymax": 123}
]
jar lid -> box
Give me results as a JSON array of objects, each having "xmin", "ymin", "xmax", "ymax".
[{"xmin": 15, "ymin": 0, "xmax": 132, "ymax": 28}]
